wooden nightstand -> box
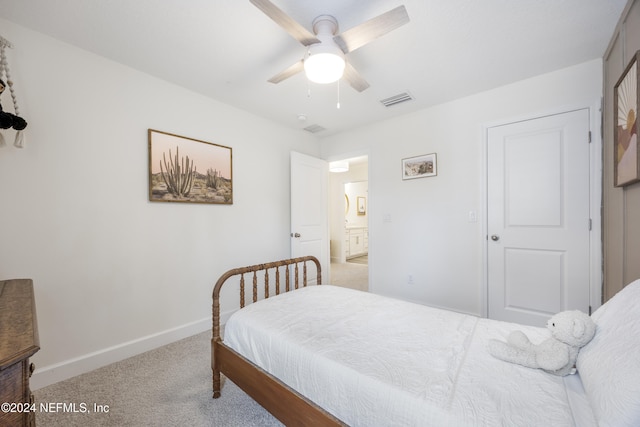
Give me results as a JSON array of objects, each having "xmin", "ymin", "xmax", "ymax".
[{"xmin": 0, "ymin": 279, "xmax": 40, "ymax": 427}]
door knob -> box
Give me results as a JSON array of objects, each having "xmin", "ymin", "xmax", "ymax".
[
  {"xmin": 491, "ymin": 235, "xmax": 500, "ymax": 241},
  {"xmin": 291, "ymin": 232, "xmax": 301, "ymax": 238}
]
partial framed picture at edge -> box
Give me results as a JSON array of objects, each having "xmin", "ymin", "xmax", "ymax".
[{"xmin": 614, "ymin": 50, "xmax": 640, "ymax": 187}]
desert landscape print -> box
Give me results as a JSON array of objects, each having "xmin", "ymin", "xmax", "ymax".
[{"xmin": 148, "ymin": 129, "xmax": 232, "ymax": 204}]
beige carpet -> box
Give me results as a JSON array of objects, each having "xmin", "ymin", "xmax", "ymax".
[
  {"xmin": 347, "ymin": 254, "xmax": 368, "ymax": 265},
  {"xmin": 330, "ymin": 261, "xmax": 368, "ymax": 292},
  {"xmin": 33, "ymin": 331, "xmax": 282, "ymax": 426}
]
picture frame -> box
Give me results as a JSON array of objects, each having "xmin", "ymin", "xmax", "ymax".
[
  {"xmin": 357, "ymin": 196, "xmax": 366, "ymax": 215},
  {"xmin": 402, "ymin": 153, "xmax": 437, "ymax": 180},
  {"xmin": 614, "ymin": 50, "xmax": 640, "ymax": 187},
  {"xmin": 148, "ymin": 129, "xmax": 233, "ymax": 204}
]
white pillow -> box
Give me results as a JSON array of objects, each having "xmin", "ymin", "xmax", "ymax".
[{"xmin": 576, "ymin": 279, "xmax": 640, "ymax": 427}]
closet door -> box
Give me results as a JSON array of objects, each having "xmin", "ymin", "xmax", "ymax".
[{"xmin": 487, "ymin": 109, "xmax": 591, "ymax": 326}]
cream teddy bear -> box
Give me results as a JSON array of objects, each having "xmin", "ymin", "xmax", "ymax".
[{"xmin": 488, "ymin": 310, "xmax": 596, "ymax": 376}]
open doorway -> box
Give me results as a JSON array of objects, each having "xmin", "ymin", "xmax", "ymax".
[{"xmin": 328, "ymin": 156, "xmax": 369, "ymax": 292}]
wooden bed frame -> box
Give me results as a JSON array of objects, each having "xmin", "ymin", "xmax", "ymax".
[{"xmin": 211, "ymin": 256, "xmax": 347, "ymax": 426}]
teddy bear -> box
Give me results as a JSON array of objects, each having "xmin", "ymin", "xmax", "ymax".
[{"xmin": 487, "ymin": 310, "xmax": 596, "ymax": 376}]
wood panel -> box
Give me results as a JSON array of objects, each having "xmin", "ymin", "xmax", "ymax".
[
  {"xmin": 603, "ymin": 24, "xmax": 626, "ymax": 301},
  {"xmin": 603, "ymin": 0, "xmax": 640, "ymax": 301}
]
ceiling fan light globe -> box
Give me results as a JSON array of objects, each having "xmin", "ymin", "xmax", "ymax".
[{"xmin": 304, "ymin": 52, "xmax": 345, "ymax": 84}]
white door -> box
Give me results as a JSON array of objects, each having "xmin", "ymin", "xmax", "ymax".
[
  {"xmin": 487, "ymin": 109, "xmax": 591, "ymax": 326},
  {"xmin": 290, "ymin": 151, "xmax": 329, "ymax": 283}
]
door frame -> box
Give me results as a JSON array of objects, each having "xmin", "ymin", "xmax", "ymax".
[
  {"xmin": 326, "ymin": 150, "xmax": 371, "ymax": 291},
  {"xmin": 480, "ymin": 100, "xmax": 603, "ymax": 318}
]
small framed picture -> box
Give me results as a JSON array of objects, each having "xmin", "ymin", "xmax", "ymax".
[
  {"xmin": 402, "ymin": 153, "xmax": 437, "ymax": 180},
  {"xmin": 357, "ymin": 196, "xmax": 366, "ymax": 215}
]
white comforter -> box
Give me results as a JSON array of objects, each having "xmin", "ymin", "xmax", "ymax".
[{"xmin": 224, "ymin": 285, "xmax": 595, "ymax": 426}]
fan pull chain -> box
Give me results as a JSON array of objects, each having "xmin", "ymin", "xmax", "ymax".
[
  {"xmin": 336, "ymin": 80, "xmax": 341, "ymax": 109},
  {"xmin": 306, "ymin": 49, "xmax": 312, "ymax": 98}
]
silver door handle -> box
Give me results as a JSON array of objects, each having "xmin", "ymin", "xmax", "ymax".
[
  {"xmin": 291, "ymin": 232, "xmax": 301, "ymax": 238},
  {"xmin": 491, "ymin": 235, "xmax": 500, "ymax": 241}
]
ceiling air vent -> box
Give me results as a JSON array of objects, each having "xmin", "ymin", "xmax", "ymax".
[
  {"xmin": 304, "ymin": 124, "xmax": 326, "ymax": 133},
  {"xmin": 380, "ymin": 92, "xmax": 414, "ymax": 107}
]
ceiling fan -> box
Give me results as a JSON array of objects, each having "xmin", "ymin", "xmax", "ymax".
[{"xmin": 250, "ymin": 0, "xmax": 410, "ymax": 92}]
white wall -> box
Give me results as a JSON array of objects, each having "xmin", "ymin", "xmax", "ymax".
[
  {"xmin": 321, "ymin": 59, "xmax": 603, "ymax": 316},
  {"xmin": 0, "ymin": 19, "xmax": 320, "ymax": 388}
]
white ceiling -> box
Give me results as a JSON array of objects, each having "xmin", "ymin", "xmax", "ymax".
[{"xmin": 0, "ymin": 0, "xmax": 627, "ymax": 137}]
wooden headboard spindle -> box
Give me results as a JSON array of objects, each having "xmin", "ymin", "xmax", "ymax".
[
  {"xmin": 253, "ymin": 271, "xmax": 258, "ymax": 303},
  {"xmin": 302, "ymin": 262, "xmax": 307, "ymax": 289},
  {"xmin": 264, "ymin": 269, "xmax": 269, "ymax": 299},
  {"xmin": 240, "ymin": 274, "xmax": 245, "ymax": 308},
  {"xmin": 286, "ymin": 265, "xmax": 290, "ymax": 292}
]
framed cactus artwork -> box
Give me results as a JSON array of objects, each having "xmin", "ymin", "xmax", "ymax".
[{"xmin": 148, "ymin": 129, "xmax": 232, "ymax": 204}]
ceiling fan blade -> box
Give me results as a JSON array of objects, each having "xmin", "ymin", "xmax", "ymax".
[
  {"xmin": 250, "ymin": 0, "xmax": 320, "ymax": 46},
  {"xmin": 334, "ymin": 5, "xmax": 410, "ymax": 53},
  {"xmin": 267, "ymin": 59, "xmax": 304, "ymax": 84},
  {"xmin": 343, "ymin": 62, "xmax": 370, "ymax": 92}
]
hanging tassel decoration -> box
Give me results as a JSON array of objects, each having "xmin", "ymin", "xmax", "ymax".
[
  {"xmin": 0, "ymin": 36, "xmax": 27, "ymax": 148},
  {"xmin": 14, "ymin": 130, "xmax": 24, "ymax": 148}
]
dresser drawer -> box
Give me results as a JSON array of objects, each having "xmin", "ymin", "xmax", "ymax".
[
  {"xmin": 0, "ymin": 409, "xmax": 23, "ymax": 427},
  {"xmin": 0, "ymin": 361, "xmax": 27, "ymax": 404}
]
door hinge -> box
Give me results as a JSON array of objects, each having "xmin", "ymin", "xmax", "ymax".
[
  {"xmin": 588, "ymin": 131, "xmax": 592, "ymax": 143},
  {"xmin": 600, "ymin": 97, "xmax": 604, "ymax": 140},
  {"xmin": 589, "ymin": 305, "xmax": 592, "ymax": 315},
  {"xmin": 589, "ymin": 218, "xmax": 592, "ymax": 231}
]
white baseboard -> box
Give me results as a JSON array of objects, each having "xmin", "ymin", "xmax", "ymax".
[{"xmin": 31, "ymin": 316, "xmax": 213, "ymax": 390}]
